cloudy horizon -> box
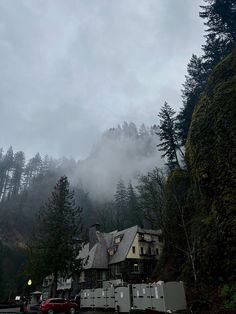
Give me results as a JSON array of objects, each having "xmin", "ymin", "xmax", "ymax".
[{"xmin": 0, "ymin": 0, "xmax": 205, "ymax": 160}]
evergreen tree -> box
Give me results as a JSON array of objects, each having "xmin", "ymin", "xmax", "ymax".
[
  {"xmin": 126, "ymin": 182, "xmax": 142, "ymax": 227},
  {"xmin": 114, "ymin": 179, "xmax": 127, "ymax": 229},
  {"xmin": 200, "ymin": 0, "xmax": 236, "ymax": 71},
  {"xmin": 157, "ymin": 102, "xmax": 183, "ymax": 169},
  {"xmin": 128, "ymin": 122, "xmax": 138, "ymax": 139},
  {"xmin": 200, "ymin": 0, "xmax": 236, "ymax": 43},
  {"xmin": 24, "ymin": 153, "xmax": 42, "ymax": 189},
  {"xmin": 137, "ymin": 168, "xmax": 165, "ymax": 228},
  {"xmin": 0, "ymin": 148, "xmax": 3, "ymax": 162},
  {"xmin": 122, "ymin": 121, "xmax": 130, "ymax": 138},
  {"xmin": 96, "ymin": 201, "xmax": 118, "ymax": 232},
  {"xmin": 11, "ymin": 151, "xmax": 25, "ymax": 196},
  {"xmin": 139, "ymin": 123, "xmax": 148, "ymax": 138},
  {"xmin": 202, "ymin": 32, "xmax": 232, "ymax": 69},
  {"xmin": 39, "ymin": 155, "xmax": 50, "ymax": 175},
  {"xmin": 0, "ymin": 147, "xmax": 14, "ymax": 200},
  {"xmin": 177, "ymin": 55, "xmax": 208, "ymax": 145},
  {"xmin": 29, "ymin": 176, "xmax": 83, "ymax": 297},
  {"xmin": 177, "ymin": 1, "xmax": 236, "ymax": 146}
]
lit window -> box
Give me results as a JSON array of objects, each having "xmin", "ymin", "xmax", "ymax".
[{"xmin": 131, "ymin": 263, "xmax": 139, "ymax": 273}]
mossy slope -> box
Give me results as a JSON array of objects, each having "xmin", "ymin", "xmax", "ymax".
[{"xmin": 186, "ymin": 49, "xmax": 236, "ymax": 281}]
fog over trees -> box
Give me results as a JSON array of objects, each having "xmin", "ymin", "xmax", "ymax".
[
  {"xmin": 0, "ymin": 122, "xmax": 166, "ymax": 296},
  {"xmin": 0, "ymin": 122, "xmax": 163, "ymax": 242},
  {"xmin": 0, "ymin": 1, "xmax": 235, "ymax": 311},
  {"xmin": 77, "ymin": 122, "xmax": 163, "ymax": 200}
]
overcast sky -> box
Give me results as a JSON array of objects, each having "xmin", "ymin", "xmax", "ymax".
[{"xmin": 0, "ymin": 0, "xmax": 205, "ymax": 159}]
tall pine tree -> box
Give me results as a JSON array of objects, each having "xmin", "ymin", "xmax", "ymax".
[
  {"xmin": 177, "ymin": 1, "xmax": 236, "ymax": 146},
  {"xmin": 157, "ymin": 102, "xmax": 183, "ymax": 169},
  {"xmin": 200, "ymin": 0, "xmax": 236, "ymax": 43},
  {"xmin": 126, "ymin": 182, "xmax": 142, "ymax": 227},
  {"xmin": 29, "ymin": 176, "xmax": 83, "ymax": 297},
  {"xmin": 11, "ymin": 151, "xmax": 25, "ymax": 196},
  {"xmin": 177, "ymin": 55, "xmax": 208, "ymax": 145},
  {"xmin": 114, "ymin": 179, "xmax": 127, "ymax": 230}
]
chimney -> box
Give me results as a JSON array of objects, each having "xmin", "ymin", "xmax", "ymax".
[{"xmin": 89, "ymin": 223, "xmax": 100, "ymax": 249}]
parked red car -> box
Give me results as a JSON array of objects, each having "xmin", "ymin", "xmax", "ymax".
[{"xmin": 40, "ymin": 298, "xmax": 78, "ymax": 314}]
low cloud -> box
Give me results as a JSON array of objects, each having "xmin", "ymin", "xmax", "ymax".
[{"xmin": 0, "ymin": 0, "xmax": 205, "ymax": 159}]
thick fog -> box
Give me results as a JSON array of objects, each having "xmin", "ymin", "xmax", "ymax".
[
  {"xmin": 0, "ymin": 0, "xmax": 205, "ymax": 159},
  {"xmin": 72, "ymin": 123, "xmax": 164, "ymax": 200}
]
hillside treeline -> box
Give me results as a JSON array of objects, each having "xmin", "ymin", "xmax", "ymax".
[
  {"xmin": 0, "ymin": 122, "xmax": 162, "ymax": 299},
  {"xmin": 151, "ymin": 1, "xmax": 236, "ymax": 312},
  {"xmin": 0, "ymin": 1, "xmax": 235, "ymax": 311}
]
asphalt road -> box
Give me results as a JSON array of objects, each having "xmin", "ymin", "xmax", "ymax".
[
  {"xmin": 0, "ymin": 308, "xmax": 20, "ymax": 313},
  {"xmin": 0, "ymin": 309, "xmax": 114, "ymax": 314}
]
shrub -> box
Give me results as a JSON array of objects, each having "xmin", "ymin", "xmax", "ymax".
[{"xmin": 220, "ymin": 283, "xmax": 236, "ymax": 310}]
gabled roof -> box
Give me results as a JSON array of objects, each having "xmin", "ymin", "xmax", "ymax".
[
  {"xmin": 78, "ymin": 225, "xmax": 161, "ymax": 269},
  {"xmin": 78, "ymin": 232, "xmax": 109, "ymax": 269},
  {"xmin": 108, "ymin": 225, "xmax": 138, "ymax": 264}
]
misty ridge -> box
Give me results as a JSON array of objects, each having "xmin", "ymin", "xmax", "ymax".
[
  {"xmin": 0, "ymin": 121, "xmax": 163, "ymax": 205},
  {"xmin": 0, "ymin": 121, "xmax": 165, "ymax": 243},
  {"xmin": 75, "ymin": 122, "xmax": 164, "ymax": 200},
  {"xmin": 0, "ymin": 1, "xmax": 235, "ymax": 308}
]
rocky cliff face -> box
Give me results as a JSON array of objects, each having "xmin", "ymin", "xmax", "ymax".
[{"xmin": 186, "ymin": 49, "xmax": 236, "ymax": 280}]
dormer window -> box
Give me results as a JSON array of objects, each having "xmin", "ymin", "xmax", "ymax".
[
  {"xmin": 114, "ymin": 234, "xmax": 123, "ymax": 244},
  {"xmin": 114, "ymin": 237, "xmax": 121, "ymax": 244}
]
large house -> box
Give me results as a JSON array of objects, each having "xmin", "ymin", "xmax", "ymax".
[{"xmin": 77, "ymin": 224, "xmax": 163, "ymax": 289}]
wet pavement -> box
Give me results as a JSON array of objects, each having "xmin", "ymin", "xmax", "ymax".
[{"xmin": 0, "ymin": 308, "xmax": 20, "ymax": 313}]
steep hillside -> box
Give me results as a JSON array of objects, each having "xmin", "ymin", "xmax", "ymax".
[
  {"xmin": 186, "ymin": 49, "xmax": 236, "ymax": 281},
  {"xmin": 75, "ymin": 122, "xmax": 163, "ymax": 200}
]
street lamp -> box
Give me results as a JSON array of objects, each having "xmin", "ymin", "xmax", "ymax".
[
  {"xmin": 26, "ymin": 279, "xmax": 32, "ymax": 302},
  {"xmin": 27, "ymin": 279, "xmax": 32, "ymax": 286}
]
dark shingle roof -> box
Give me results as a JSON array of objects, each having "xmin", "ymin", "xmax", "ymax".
[
  {"xmin": 78, "ymin": 233, "xmax": 109, "ymax": 269},
  {"xmin": 109, "ymin": 225, "xmax": 138, "ymax": 264},
  {"xmin": 78, "ymin": 225, "xmax": 162, "ymax": 269}
]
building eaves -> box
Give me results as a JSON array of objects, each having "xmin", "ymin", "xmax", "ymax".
[{"xmin": 138, "ymin": 227, "xmax": 162, "ymax": 235}]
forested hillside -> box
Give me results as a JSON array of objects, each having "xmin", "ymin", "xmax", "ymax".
[
  {"xmin": 151, "ymin": 49, "xmax": 236, "ymax": 314},
  {"xmin": 186, "ymin": 48, "xmax": 236, "ymax": 283},
  {"xmin": 0, "ymin": 122, "xmax": 163, "ymax": 298},
  {"xmin": 75, "ymin": 122, "xmax": 163, "ymax": 200},
  {"xmin": 0, "ymin": 1, "xmax": 235, "ymax": 311},
  {"xmin": 0, "ymin": 122, "xmax": 161, "ymax": 245},
  {"xmin": 150, "ymin": 1, "xmax": 236, "ymax": 311}
]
